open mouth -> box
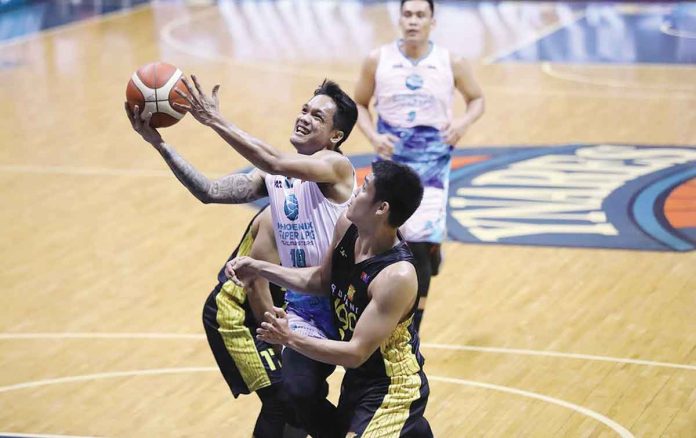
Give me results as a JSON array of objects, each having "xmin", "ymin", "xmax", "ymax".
[{"xmin": 295, "ymin": 124, "xmax": 310, "ymax": 136}]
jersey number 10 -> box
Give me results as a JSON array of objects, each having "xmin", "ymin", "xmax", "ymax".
[{"xmin": 290, "ymin": 248, "xmax": 306, "ymax": 268}]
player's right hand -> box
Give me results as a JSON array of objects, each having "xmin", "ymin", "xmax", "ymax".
[
  {"xmin": 124, "ymin": 103, "xmax": 163, "ymax": 147},
  {"xmin": 371, "ymin": 133, "xmax": 399, "ymax": 159}
]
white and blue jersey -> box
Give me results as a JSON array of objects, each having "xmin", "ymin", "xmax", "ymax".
[
  {"xmin": 265, "ymin": 174, "xmax": 354, "ymax": 339},
  {"xmin": 374, "ymin": 40, "xmax": 455, "ymax": 243}
]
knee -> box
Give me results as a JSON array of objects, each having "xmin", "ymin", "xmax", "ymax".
[{"xmin": 283, "ymin": 374, "xmax": 323, "ymax": 403}]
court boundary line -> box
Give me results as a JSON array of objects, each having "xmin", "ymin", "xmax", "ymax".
[
  {"xmin": 0, "ymin": 366, "xmax": 634, "ymax": 437},
  {"xmin": 1, "ymin": 332, "xmax": 693, "ymax": 371},
  {"xmin": 0, "ymin": 2, "xmax": 151, "ymax": 48},
  {"xmin": 0, "ymin": 164, "xmax": 173, "ymax": 178},
  {"xmin": 0, "ymin": 433, "xmax": 100, "ymax": 438},
  {"xmin": 541, "ymin": 62, "xmax": 696, "ymax": 92}
]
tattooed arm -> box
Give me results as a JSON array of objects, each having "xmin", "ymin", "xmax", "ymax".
[
  {"xmin": 157, "ymin": 143, "xmax": 267, "ymax": 204},
  {"xmin": 125, "ymin": 103, "xmax": 267, "ymax": 204}
]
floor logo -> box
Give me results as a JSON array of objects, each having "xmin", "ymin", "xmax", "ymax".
[{"xmin": 443, "ymin": 144, "xmax": 696, "ymax": 251}]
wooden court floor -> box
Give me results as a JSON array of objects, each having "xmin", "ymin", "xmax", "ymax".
[{"xmin": 1, "ymin": 1, "xmax": 695, "ymax": 437}]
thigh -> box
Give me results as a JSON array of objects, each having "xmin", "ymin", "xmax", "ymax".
[
  {"xmin": 204, "ymin": 282, "xmax": 283, "ymax": 397},
  {"xmin": 343, "ymin": 373, "xmax": 431, "ymax": 438},
  {"xmin": 282, "ymin": 347, "xmax": 335, "ymax": 385}
]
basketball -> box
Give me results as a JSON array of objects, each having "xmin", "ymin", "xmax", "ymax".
[{"xmin": 126, "ymin": 62, "xmax": 188, "ymax": 128}]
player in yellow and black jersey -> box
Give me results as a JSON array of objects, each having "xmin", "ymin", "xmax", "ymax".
[
  {"xmin": 227, "ymin": 160, "xmax": 432, "ymax": 437},
  {"xmin": 202, "ymin": 205, "xmax": 303, "ymax": 437}
]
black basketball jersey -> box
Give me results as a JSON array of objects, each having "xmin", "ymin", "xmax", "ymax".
[{"xmin": 330, "ymin": 224, "xmax": 425, "ymax": 378}]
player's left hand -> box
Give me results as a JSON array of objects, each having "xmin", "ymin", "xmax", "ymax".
[
  {"xmin": 442, "ymin": 119, "xmax": 470, "ymax": 146},
  {"xmin": 224, "ymin": 256, "xmax": 257, "ymax": 287},
  {"xmin": 256, "ymin": 306, "xmax": 292, "ymax": 346},
  {"xmin": 173, "ymin": 74, "xmax": 222, "ymax": 127}
]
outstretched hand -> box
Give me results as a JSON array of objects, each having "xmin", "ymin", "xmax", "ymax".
[
  {"xmin": 124, "ymin": 102, "xmax": 163, "ymax": 147},
  {"xmin": 256, "ymin": 306, "xmax": 292, "ymax": 346},
  {"xmin": 173, "ymin": 74, "xmax": 222, "ymax": 127}
]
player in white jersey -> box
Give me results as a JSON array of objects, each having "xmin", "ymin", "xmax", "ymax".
[
  {"xmin": 355, "ymin": 0, "xmax": 485, "ymax": 331},
  {"xmin": 126, "ymin": 78, "xmax": 358, "ymax": 437}
]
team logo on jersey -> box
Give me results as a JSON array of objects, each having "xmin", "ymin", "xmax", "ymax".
[
  {"xmin": 283, "ymin": 193, "xmax": 299, "ymax": 221},
  {"xmin": 280, "ymin": 177, "xmax": 299, "ymax": 221},
  {"xmin": 360, "ymin": 271, "xmax": 370, "ymax": 283},
  {"xmin": 405, "ymin": 73, "xmax": 423, "ymax": 90}
]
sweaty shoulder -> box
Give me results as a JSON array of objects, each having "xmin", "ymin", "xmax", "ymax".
[
  {"xmin": 369, "ymin": 260, "xmax": 418, "ymax": 320},
  {"xmin": 449, "ymin": 52, "xmax": 470, "ymax": 75},
  {"xmin": 366, "ymin": 47, "xmax": 381, "ymax": 65},
  {"xmin": 372, "ymin": 260, "xmax": 417, "ymax": 296},
  {"xmin": 361, "ymin": 47, "xmax": 382, "ymax": 76}
]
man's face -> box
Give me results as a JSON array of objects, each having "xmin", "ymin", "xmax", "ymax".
[
  {"xmin": 346, "ymin": 173, "xmax": 379, "ymax": 224},
  {"xmin": 399, "ymin": 0, "xmax": 434, "ymax": 44},
  {"xmin": 290, "ymin": 94, "xmax": 340, "ymax": 154}
]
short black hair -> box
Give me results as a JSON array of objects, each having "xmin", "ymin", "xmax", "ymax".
[
  {"xmin": 400, "ymin": 0, "xmax": 434, "ymax": 15},
  {"xmin": 313, "ymin": 79, "xmax": 358, "ymax": 150},
  {"xmin": 371, "ymin": 160, "xmax": 423, "ymax": 228}
]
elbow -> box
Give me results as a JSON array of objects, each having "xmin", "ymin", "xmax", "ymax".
[
  {"xmin": 262, "ymin": 152, "xmax": 288, "ymax": 175},
  {"xmin": 265, "ymin": 160, "xmax": 284, "ymax": 175},
  {"xmin": 197, "ymin": 193, "xmax": 213, "ymax": 204},
  {"xmin": 474, "ymin": 96, "xmax": 485, "ymax": 116}
]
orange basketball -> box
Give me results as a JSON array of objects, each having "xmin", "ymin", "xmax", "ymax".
[{"xmin": 126, "ymin": 62, "xmax": 188, "ymax": 128}]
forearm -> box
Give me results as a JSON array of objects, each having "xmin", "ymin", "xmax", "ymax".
[
  {"xmin": 157, "ymin": 142, "xmax": 214, "ymax": 203},
  {"xmin": 460, "ymin": 96, "xmax": 485, "ymax": 126},
  {"xmin": 157, "ymin": 143, "xmax": 262, "ymax": 204},
  {"xmin": 286, "ymin": 332, "xmax": 365, "ymax": 368},
  {"xmin": 356, "ymin": 105, "xmax": 378, "ymax": 143},
  {"xmin": 208, "ymin": 116, "xmax": 281, "ymax": 174},
  {"xmin": 254, "ymin": 260, "xmax": 325, "ymax": 295}
]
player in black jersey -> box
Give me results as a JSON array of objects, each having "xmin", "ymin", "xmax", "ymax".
[
  {"xmin": 227, "ymin": 160, "xmax": 432, "ymax": 437},
  {"xmin": 202, "ymin": 205, "xmax": 304, "ymax": 438}
]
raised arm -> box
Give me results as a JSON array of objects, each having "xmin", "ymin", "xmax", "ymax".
[
  {"xmin": 442, "ymin": 55, "xmax": 485, "ymax": 146},
  {"xmin": 256, "ymin": 260, "xmax": 418, "ymax": 369},
  {"xmin": 125, "ymin": 102, "xmax": 267, "ymax": 204},
  {"xmin": 174, "ymin": 75, "xmax": 354, "ymax": 186},
  {"xmin": 354, "ymin": 50, "xmax": 398, "ymax": 160}
]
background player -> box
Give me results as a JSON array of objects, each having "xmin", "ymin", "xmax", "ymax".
[
  {"xmin": 354, "ymin": 0, "xmax": 485, "ymax": 331},
  {"xmin": 227, "ymin": 160, "xmax": 431, "ymax": 437},
  {"xmin": 125, "ymin": 78, "xmax": 358, "ymax": 437}
]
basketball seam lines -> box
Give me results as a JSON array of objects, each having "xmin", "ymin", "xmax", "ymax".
[{"xmin": 154, "ymin": 65, "xmax": 159, "ymax": 113}]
